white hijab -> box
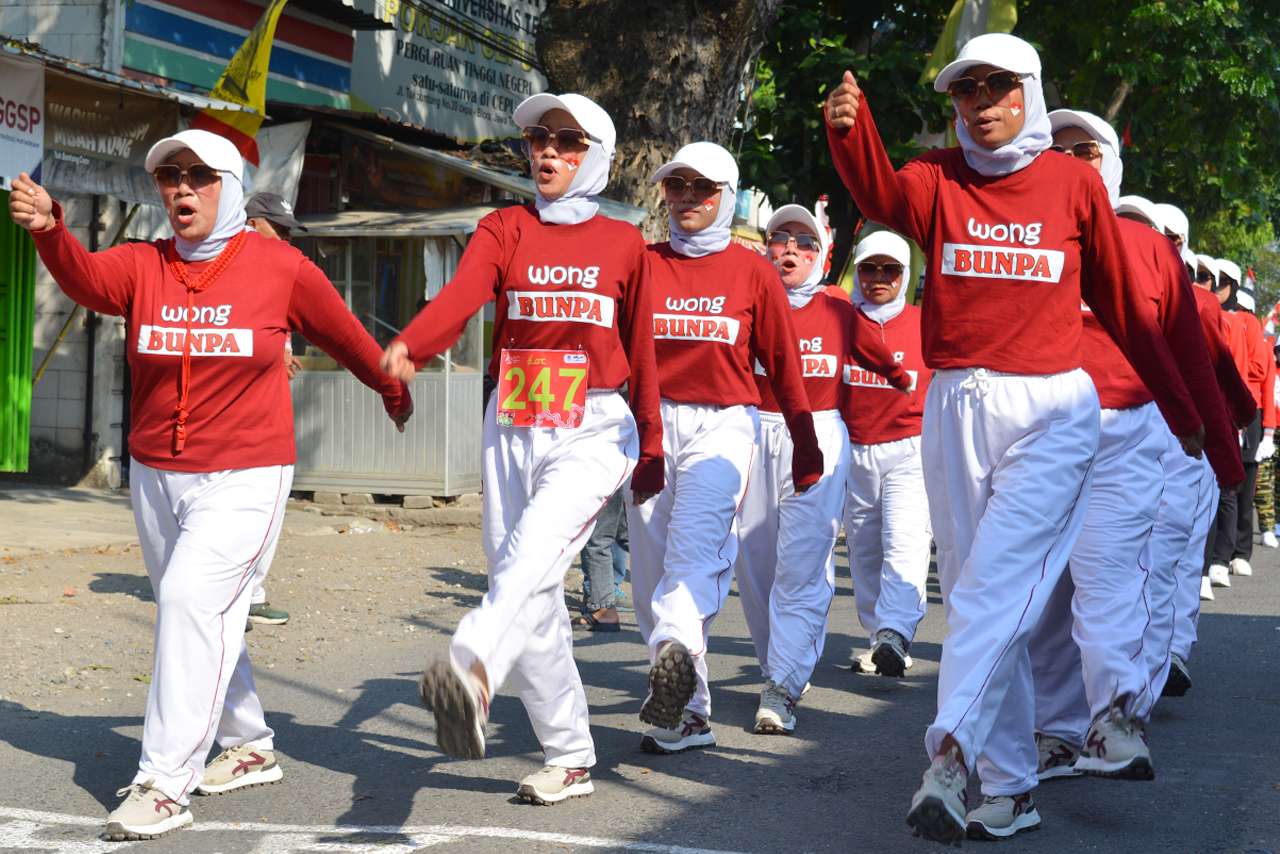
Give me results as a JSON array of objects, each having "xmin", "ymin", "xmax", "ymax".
[
  {"xmin": 955, "ymin": 71, "xmax": 1053, "ymax": 177},
  {"xmin": 669, "ymin": 185, "xmax": 736, "ymax": 258},
  {"xmin": 851, "ymin": 229, "xmax": 912, "ymax": 324},
  {"xmin": 535, "ymin": 141, "xmax": 611, "ymax": 226},
  {"xmin": 174, "ymin": 171, "xmax": 248, "ymax": 262},
  {"xmin": 766, "ymin": 203, "xmax": 833, "ymax": 309}
]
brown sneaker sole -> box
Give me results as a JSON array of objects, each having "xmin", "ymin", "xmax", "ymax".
[
  {"xmin": 639, "ymin": 642, "xmax": 696, "ymax": 729},
  {"xmin": 420, "ymin": 660, "xmax": 485, "ymax": 760},
  {"xmin": 906, "ymin": 795, "xmax": 966, "ymax": 846}
]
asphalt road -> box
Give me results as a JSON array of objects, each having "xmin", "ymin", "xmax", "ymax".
[{"xmin": 2, "ymin": 528, "xmax": 1279, "ymax": 853}]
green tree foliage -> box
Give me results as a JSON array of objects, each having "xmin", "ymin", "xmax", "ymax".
[{"xmin": 739, "ymin": 1, "xmax": 1280, "ymax": 276}]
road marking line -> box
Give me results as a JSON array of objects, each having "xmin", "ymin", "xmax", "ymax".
[{"xmin": 0, "ymin": 807, "xmax": 749, "ymax": 853}]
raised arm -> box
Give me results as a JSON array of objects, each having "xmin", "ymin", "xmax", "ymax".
[
  {"xmin": 14, "ymin": 174, "xmax": 136, "ymax": 316},
  {"xmin": 618, "ymin": 248, "xmax": 664, "ymax": 500},
  {"xmin": 752, "ymin": 268, "xmax": 823, "ymax": 491},
  {"xmin": 288, "ymin": 257, "xmax": 412, "ymax": 430},
  {"xmin": 849, "ymin": 309, "xmax": 913, "ymax": 391},
  {"xmin": 1081, "ymin": 193, "xmax": 1203, "ymax": 455},
  {"xmin": 823, "ymin": 73, "xmax": 937, "ymax": 246}
]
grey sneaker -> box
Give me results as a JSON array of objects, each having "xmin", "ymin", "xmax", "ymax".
[
  {"xmin": 639, "ymin": 641, "xmax": 697, "ymax": 729},
  {"xmin": 966, "ymin": 793, "xmax": 1041, "ymax": 840},
  {"xmin": 905, "ymin": 748, "xmax": 968, "ymax": 845},
  {"xmin": 1074, "ymin": 698, "xmax": 1154, "ymax": 780},
  {"xmin": 104, "ymin": 779, "xmax": 192, "ymax": 841},
  {"xmin": 753, "ymin": 680, "xmax": 797, "ymax": 734},
  {"xmin": 1035, "ymin": 733, "xmax": 1082, "ymax": 781},
  {"xmin": 640, "ymin": 710, "xmax": 715, "ymax": 754},
  {"xmin": 516, "ymin": 766, "xmax": 594, "ymax": 805},
  {"xmin": 248, "ymin": 602, "xmax": 290, "ymax": 625},
  {"xmin": 419, "ymin": 658, "xmax": 489, "ymax": 760},
  {"xmin": 195, "ymin": 745, "xmax": 283, "ymax": 795},
  {"xmin": 872, "ymin": 628, "xmax": 910, "ymax": 677}
]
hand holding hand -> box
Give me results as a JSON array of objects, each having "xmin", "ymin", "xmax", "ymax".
[{"xmin": 380, "ymin": 341, "xmax": 416, "ymax": 383}]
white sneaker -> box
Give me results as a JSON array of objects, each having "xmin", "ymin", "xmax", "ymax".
[
  {"xmin": 419, "ymin": 658, "xmax": 489, "ymax": 760},
  {"xmin": 965, "ymin": 793, "xmax": 1041, "ymax": 840},
  {"xmin": 852, "ymin": 647, "xmax": 914, "ymax": 675},
  {"xmin": 1262, "ymin": 532, "xmax": 1278, "ymax": 548},
  {"xmin": 104, "ymin": 780, "xmax": 193, "ymax": 841},
  {"xmin": 1035, "ymin": 733, "xmax": 1082, "ymax": 781},
  {"xmin": 640, "ymin": 710, "xmax": 715, "ymax": 754},
  {"xmin": 871, "ymin": 628, "xmax": 911, "ymax": 677},
  {"xmin": 906, "ymin": 748, "xmax": 968, "ymax": 845},
  {"xmin": 195, "ymin": 745, "xmax": 282, "ymax": 795},
  {"xmin": 1073, "ymin": 698, "xmax": 1154, "ymax": 780},
  {"xmin": 1208, "ymin": 564, "xmax": 1231, "ymax": 588},
  {"xmin": 516, "ymin": 766, "xmax": 593, "ymax": 805},
  {"xmin": 1229, "ymin": 557, "xmax": 1253, "ymax": 576},
  {"xmin": 753, "ymin": 680, "xmax": 797, "ymax": 734},
  {"xmin": 1200, "ymin": 575, "xmax": 1215, "ymax": 601}
]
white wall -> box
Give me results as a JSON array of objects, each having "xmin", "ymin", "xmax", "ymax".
[{"xmin": 0, "ymin": 0, "xmax": 108, "ymax": 66}]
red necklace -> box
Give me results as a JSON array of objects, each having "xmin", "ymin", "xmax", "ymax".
[{"xmin": 164, "ymin": 230, "xmax": 249, "ymax": 454}]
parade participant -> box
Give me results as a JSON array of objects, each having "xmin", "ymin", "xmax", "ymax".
[
  {"xmin": 1022, "ymin": 111, "xmax": 1239, "ymax": 792},
  {"xmin": 626, "ymin": 142, "xmax": 822, "ymax": 754},
  {"xmin": 242, "ymin": 191, "xmax": 309, "ymax": 629},
  {"xmin": 1153, "ymin": 202, "xmax": 1190, "ymax": 251},
  {"xmin": 735, "ymin": 204, "xmax": 910, "ymax": 734},
  {"xmin": 7, "ymin": 129, "xmax": 412, "ymax": 841},
  {"xmin": 840, "ymin": 229, "xmax": 933, "ymax": 678},
  {"xmin": 1255, "ymin": 332, "xmax": 1278, "ymax": 548},
  {"xmin": 1206, "ymin": 262, "xmax": 1268, "ymax": 585},
  {"xmin": 824, "ymin": 33, "xmax": 1205, "ymax": 843},
  {"xmin": 382, "ymin": 93, "xmax": 663, "ymax": 805}
]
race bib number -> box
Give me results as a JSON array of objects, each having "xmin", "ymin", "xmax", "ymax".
[{"xmin": 496, "ymin": 349, "xmax": 589, "ymax": 429}]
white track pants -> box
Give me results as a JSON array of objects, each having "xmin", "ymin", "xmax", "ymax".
[
  {"xmin": 845, "ymin": 434, "xmax": 931, "ymax": 649},
  {"xmin": 922, "ymin": 368, "xmax": 1098, "ymax": 794},
  {"xmin": 1141, "ymin": 433, "xmax": 1216, "ymax": 709},
  {"xmin": 735, "ymin": 410, "xmax": 849, "ymax": 700},
  {"xmin": 451, "ymin": 392, "xmax": 637, "ymax": 769},
  {"xmin": 985, "ymin": 403, "xmax": 1165, "ymax": 794},
  {"xmin": 129, "ymin": 458, "xmax": 293, "ymax": 804},
  {"xmin": 627, "ymin": 400, "xmax": 758, "ymax": 718},
  {"xmin": 1172, "ymin": 459, "xmax": 1218, "ymax": 663}
]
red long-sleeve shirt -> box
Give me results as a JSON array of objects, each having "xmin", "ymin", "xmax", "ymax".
[
  {"xmin": 1263, "ymin": 335, "xmax": 1277, "ymax": 430},
  {"xmin": 842, "ymin": 303, "xmax": 932, "ymax": 445},
  {"xmin": 395, "ymin": 204, "xmax": 664, "ymax": 492},
  {"xmin": 645, "ymin": 242, "xmax": 823, "ymax": 487},
  {"xmin": 826, "ymin": 103, "xmax": 1202, "ymax": 439},
  {"xmin": 1081, "ymin": 218, "xmax": 1241, "ymax": 485},
  {"xmin": 754, "ymin": 292, "xmax": 910, "ymax": 413},
  {"xmin": 30, "ymin": 202, "xmax": 408, "ymax": 473},
  {"xmin": 1235, "ymin": 310, "xmax": 1270, "ymax": 409},
  {"xmin": 1193, "ymin": 287, "xmax": 1256, "ymax": 427}
]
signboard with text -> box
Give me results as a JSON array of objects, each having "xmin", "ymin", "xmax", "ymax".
[
  {"xmin": 351, "ymin": 0, "xmax": 547, "ymax": 142},
  {"xmin": 0, "ymin": 55, "xmax": 45, "ymax": 190}
]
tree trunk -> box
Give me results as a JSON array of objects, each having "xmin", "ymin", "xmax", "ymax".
[
  {"xmin": 1104, "ymin": 79, "xmax": 1133, "ymax": 124},
  {"xmin": 537, "ymin": 0, "xmax": 783, "ymax": 240}
]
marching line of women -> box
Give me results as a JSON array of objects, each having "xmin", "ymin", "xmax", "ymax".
[{"xmin": 9, "ymin": 29, "xmax": 1271, "ymax": 848}]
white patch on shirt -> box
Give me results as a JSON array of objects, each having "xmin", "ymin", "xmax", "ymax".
[
  {"xmin": 940, "ymin": 243, "xmax": 1066, "ymax": 283},
  {"xmin": 137, "ymin": 325, "xmax": 254, "ymax": 357},
  {"xmin": 506, "ymin": 291, "xmax": 615, "ymax": 328},
  {"xmin": 844, "ymin": 364, "xmax": 918, "ymax": 391},
  {"xmin": 802, "ymin": 354, "xmax": 838, "ymax": 378},
  {"xmin": 652, "ymin": 314, "xmax": 741, "ymax": 344}
]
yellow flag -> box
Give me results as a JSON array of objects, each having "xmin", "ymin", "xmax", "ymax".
[
  {"xmin": 191, "ymin": 0, "xmax": 290, "ymax": 164},
  {"xmin": 920, "ymin": 0, "xmax": 1018, "ymax": 87}
]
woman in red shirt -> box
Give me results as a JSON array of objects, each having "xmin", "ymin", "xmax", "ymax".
[
  {"xmin": 824, "ymin": 33, "xmax": 1204, "ymax": 843},
  {"xmin": 8, "ymin": 130, "xmax": 410, "ymax": 841},
  {"xmin": 625, "ymin": 142, "xmax": 822, "ymax": 754},
  {"xmin": 380, "ymin": 93, "xmax": 662, "ymax": 805},
  {"xmin": 735, "ymin": 203, "xmax": 909, "ymax": 735},
  {"xmin": 841, "ymin": 229, "xmax": 933, "ymax": 679}
]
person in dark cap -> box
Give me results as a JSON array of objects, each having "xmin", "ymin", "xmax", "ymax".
[{"xmin": 245, "ymin": 191, "xmax": 307, "ymax": 242}]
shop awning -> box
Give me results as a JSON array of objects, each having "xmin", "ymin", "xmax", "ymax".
[
  {"xmin": 297, "ymin": 204, "xmax": 503, "ymax": 237},
  {"xmin": 335, "ymin": 123, "xmax": 649, "ymax": 226}
]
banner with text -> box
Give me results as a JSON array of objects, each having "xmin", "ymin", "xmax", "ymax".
[
  {"xmin": 351, "ymin": 0, "xmax": 547, "ymax": 142},
  {"xmin": 0, "ymin": 54, "xmax": 45, "ymax": 190}
]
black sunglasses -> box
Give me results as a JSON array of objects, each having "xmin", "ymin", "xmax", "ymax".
[
  {"xmin": 521, "ymin": 125, "xmax": 592, "ymax": 155},
  {"xmin": 946, "ymin": 70, "xmax": 1024, "ymax": 100},
  {"xmin": 153, "ymin": 163, "xmax": 224, "ymax": 190},
  {"xmin": 660, "ymin": 176, "xmax": 724, "ymax": 198},
  {"xmin": 767, "ymin": 230, "xmax": 821, "ymax": 252},
  {"xmin": 1049, "ymin": 141, "xmax": 1103, "ymax": 161},
  {"xmin": 858, "ymin": 261, "xmax": 905, "ymax": 279}
]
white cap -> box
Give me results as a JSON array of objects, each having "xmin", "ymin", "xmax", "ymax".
[
  {"xmin": 649, "ymin": 141, "xmax": 739, "ymax": 188},
  {"xmin": 933, "ymin": 33, "xmax": 1042, "ymax": 93},
  {"xmin": 1218, "ymin": 259, "xmax": 1242, "ymax": 285},
  {"xmin": 765, "ymin": 204, "xmax": 821, "ymax": 239},
  {"xmin": 1115, "ymin": 195, "xmax": 1160, "ymax": 227},
  {"xmin": 1237, "ymin": 286, "xmax": 1256, "ymax": 311},
  {"xmin": 512, "ymin": 92, "xmax": 617, "ymax": 154},
  {"xmin": 1153, "ymin": 203, "xmax": 1190, "ymax": 245},
  {"xmin": 853, "ymin": 229, "xmax": 912, "ymax": 269},
  {"xmin": 1180, "ymin": 244, "xmax": 1197, "ymax": 271},
  {"xmin": 1048, "ymin": 109, "xmax": 1120, "ymax": 152},
  {"xmin": 145, "ymin": 129, "xmax": 244, "ymax": 182},
  {"xmin": 1196, "ymin": 254, "xmax": 1220, "ymax": 283}
]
